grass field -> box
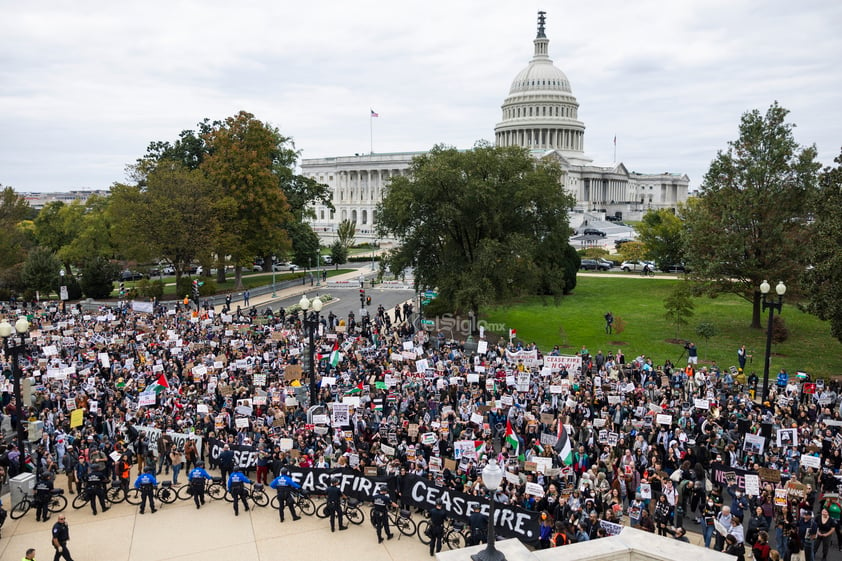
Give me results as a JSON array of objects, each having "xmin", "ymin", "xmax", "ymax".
[{"xmin": 482, "ymin": 276, "xmax": 842, "ymax": 379}]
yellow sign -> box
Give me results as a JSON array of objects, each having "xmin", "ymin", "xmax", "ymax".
[{"xmin": 70, "ymin": 408, "xmax": 85, "ymax": 428}]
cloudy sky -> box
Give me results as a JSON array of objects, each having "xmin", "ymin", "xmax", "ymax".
[{"xmin": 1, "ymin": 0, "xmax": 840, "ymax": 193}]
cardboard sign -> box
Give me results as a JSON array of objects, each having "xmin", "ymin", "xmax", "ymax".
[
  {"xmin": 540, "ymin": 413, "xmax": 555, "ymax": 425},
  {"xmin": 758, "ymin": 467, "xmax": 781, "ymax": 483},
  {"xmin": 285, "ymin": 365, "xmax": 303, "ymax": 381}
]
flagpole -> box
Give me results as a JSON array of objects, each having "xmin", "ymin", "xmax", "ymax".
[
  {"xmin": 613, "ymin": 135, "xmax": 617, "ymax": 163},
  {"xmin": 370, "ymin": 113, "xmax": 373, "ymax": 155}
]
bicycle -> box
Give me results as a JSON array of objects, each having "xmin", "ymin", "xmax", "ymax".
[
  {"xmin": 176, "ymin": 477, "xmax": 227, "ymax": 501},
  {"xmin": 124, "ymin": 482, "xmax": 178, "ymax": 506},
  {"xmin": 417, "ymin": 517, "xmax": 469, "ymax": 550},
  {"xmin": 368, "ymin": 504, "xmax": 417, "ymax": 537},
  {"xmin": 10, "ymin": 489, "xmax": 67, "ymax": 520},
  {"xmin": 315, "ymin": 496, "xmax": 365, "ymax": 525},
  {"xmin": 269, "ymin": 490, "xmax": 316, "ymax": 516},
  {"xmin": 641, "ymin": 267, "xmax": 655, "ymax": 277},
  {"xmin": 72, "ymin": 483, "xmax": 113, "ymax": 510},
  {"xmin": 224, "ymin": 483, "xmax": 269, "ymax": 507}
]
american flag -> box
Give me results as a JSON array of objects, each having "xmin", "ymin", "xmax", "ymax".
[{"xmin": 370, "ymin": 109, "xmax": 379, "ymax": 118}]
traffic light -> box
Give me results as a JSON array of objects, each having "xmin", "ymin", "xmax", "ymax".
[
  {"xmin": 359, "ymin": 289, "xmax": 365, "ymax": 307},
  {"xmin": 119, "ymin": 281, "xmax": 125, "ymax": 296},
  {"xmin": 192, "ymin": 279, "xmax": 199, "ymax": 300}
]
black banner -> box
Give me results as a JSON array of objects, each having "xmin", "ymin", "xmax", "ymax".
[
  {"xmin": 286, "ymin": 467, "xmax": 392, "ymax": 502},
  {"xmin": 400, "ymin": 474, "xmax": 541, "ymax": 545},
  {"xmin": 710, "ymin": 462, "xmax": 755, "ymax": 491},
  {"xmin": 207, "ymin": 438, "xmax": 258, "ymax": 470}
]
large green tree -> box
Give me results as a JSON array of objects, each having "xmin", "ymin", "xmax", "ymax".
[
  {"xmin": 0, "ymin": 186, "xmax": 34, "ymax": 293},
  {"xmin": 200, "ymin": 111, "xmax": 297, "ymax": 288},
  {"xmin": 637, "ymin": 208, "xmax": 684, "ymax": 269},
  {"xmin": 21, "ymin": 247, "xmax": 62, "ymax": 295},
  {"xmin": 683, "ymin": 102, "xmax": 820, "ymax": 328},
  {"xmin": 110, "ymin": 163, "xmax": 219, "ymax": 283},
  {"xmin": 376, "ymin": 142, "xmax": 577, "ymax": 314},
  {"xmin": 803, "ymin": 148, "xmax": 842, "ymax": 342}
]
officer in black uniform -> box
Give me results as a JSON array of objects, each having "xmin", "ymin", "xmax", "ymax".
[
  {"xmin": 325, "ymin": 478, "xmax": 348, "ymax": 532},
  {"xmin": 51, "ymin": 515, "xmax": 74, "ymax": 561},
  {"xmin": 86, "ymin": 470, "xmax": 109, "ymax": 516},
  {"xmin": 468, "ymin": 503, "xmax": 488, "ymax": 546},
  {"xmin": 34, "ymin": 473, "xmax": 54, "ymax": 522},
  {"xmin": 428, "ymin": 499, "xmax": 448, "ymax": 557},
  {"xmin": 372, "ymin": 487, "xmax": 395, "ymax": 543}
]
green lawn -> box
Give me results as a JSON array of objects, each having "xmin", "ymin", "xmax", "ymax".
[{"xmin": 482, "ymin": 276, "xmax": 841, "ymax": 379}]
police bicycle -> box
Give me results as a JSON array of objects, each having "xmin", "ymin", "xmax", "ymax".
[
  {"xmin": 315, "ymin": 496, "xmax": 365, "ymax": 525},
  {"xmin": 176, "ymin": 477, "xmax": 227, "ymax": 501},
  {"xmin": 72, "ymin": 482, "xmax": 117, "ymax": 510},
  {"xmin": 368, "ymin": 504, "xmax": 417, "ymax": 537},
  {"xmin": 417, "ymin": 517, "xmax": 469, "ymax": 550},
  {"xmin": 10, "ymin": 489, "xmax": 67, "ymax": 519},
  {"xmin": 123, "ymin": 481, "xmax": 178, "ymax": 506},
  {"xmin": 223, "ymin": 483, "xmax": 269, "ymax": 507},
  {"xmin": 269, "ymin": 489, "xmax": 316, "ymax": 515}
]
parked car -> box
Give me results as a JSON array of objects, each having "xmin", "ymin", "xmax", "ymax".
[
  {"xmin": 118, "ymin": 270, "xmax": 145, "ymax": 282},
  {"xmin": 273, "ymin": 262, "xmax": 299, "ymax": 272},
  {"xmin": 580, "ymin": 259, "xmax": 611, "ymax": 271},
  {"xmin": 596, "ymin": 258, "xmax": 615, "ymax": 269},
  {"xmin": 620, "ymin": 260, "xmax": 656, "ymax": 272},
  {"xmin": 252, "ymin": 264, "xmax": 264, "ymax": 272},
  {"xmin": 321, "ymin": 255, "xmax": 333, "ymax": 265},
  {"xmin": 581, "ymin": 228, "xmax": 606, "ymax": 237},
  {"xmin": 614, "ymin": 238, "xmax": 635, "ymax": 248},
  {"xmin": 662, "ymin": 263, "xmax": 689, "ymax": 273}
]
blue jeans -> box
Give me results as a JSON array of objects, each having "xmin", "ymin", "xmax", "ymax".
[
  {"xmin": 703, "ymin": 524, "xmax": 715, "ymax": 548},
  {"xmin": 171, "ymin": 463, "xmax": 182, "ymax": 485},
  {"xmin": 803, "ymin": 539, "xmax": 815, "ymax": 561},
  {"xmin": 775, "ymin": 527, "xmax": 789, "ymax": 560}
]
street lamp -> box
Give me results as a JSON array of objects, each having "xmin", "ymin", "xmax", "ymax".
[
  {"xmin": 760, "ymin": 280, "xmax": 786, "ymax": 402},
  {"xmin": 271, "ymin": 256, "xmax": 277, "ymax": 298},
  {"xmin": 0, "ymin": 317, "xmax": 31, "ymax": 461},
  {"xmin": 299, "ymin": 295, "xmax": 323, "ymax": 406},
  {"xmin": 472, "ymin": 459, "xmax": 506, "ymax": 561}
]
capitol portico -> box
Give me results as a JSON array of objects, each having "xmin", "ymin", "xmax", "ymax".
[{"xmin": 302, "ymin": 12, "xmax": 689, "ymax": 241}]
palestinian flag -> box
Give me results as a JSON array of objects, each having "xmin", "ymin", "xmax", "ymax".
[
  {"xmin": 474, "ymin": 441, "xmax": 487, "ymax": 457},
  {"xmin": 329, "ymin": 343, "xmax": 341, "ymax": 367},
  {"xmin": 345, "ymin": 382, "xmax": 363, "ymax": 395},
  {"xmin": 153, "ymin": 374, "xmax": 169, "ymax": 394},
  {"xmin": 554, "ymin": 422, "xmax": 574, "ymax": 465},
  {"xmin": 504, "ymin": 419, "xmax": 521, "ymax": 459}
]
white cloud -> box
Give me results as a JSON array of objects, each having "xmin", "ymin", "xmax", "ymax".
[{"xmin": 1, "ymin": 0, "xmax": 840, "ymax": 191}]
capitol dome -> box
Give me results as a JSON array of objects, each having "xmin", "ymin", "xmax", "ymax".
[{"xmin": 495, "ymin": 12, "xmax": 586, "ymax": 156}]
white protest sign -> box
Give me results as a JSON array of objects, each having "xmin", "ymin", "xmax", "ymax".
[
  {"xmin": 694, "ymin": 398, "xmax": 709, "ymax": 410},
  {"xmin": 800, "ymin": 454, "xmax": 821, "ymax": 469},
  {"xmin": 138, "ymin": 392, "xmax": 156, "ymax": 407},
  {"xmin": 744, "ymin": 474, "xmax": 760, "ymax": 496},
  {"xmin": 280, "ymin": 438, "xmax": 294, "ymax": 451},
  {"xmin": 470, "ymin": 413, "xmax": 484, "ymax": 425},
  {"xmin": 656, "ymin": 414, "xmax": 673, "ymax": 425},
  {"xmin": 235, "ymin": 417, "xmax": 249, "ymax": 428},
  {"xmin": 525, "ymin": 482, "xmax": 545, "ymax": 497}
]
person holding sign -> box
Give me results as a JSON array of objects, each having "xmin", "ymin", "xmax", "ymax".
[{"xmin": 269, "ymin": 468, "xmax": 301, "ymax": 523}]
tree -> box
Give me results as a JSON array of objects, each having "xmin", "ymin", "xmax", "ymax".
[
  {"xmin": 376, "ymin": 142, "xmax": 577, "ymax": 314},
  {"xmin": 201, "ymin": 111, "xmax": 295, "ymax": 288},
  {"xmin": 21, "ymin": 247, "xmax": 62, "ymax": 295},
  {"xmin": 664, "ymin": 285, "xmax": 695, "ymax": 338},
  {"xmin": 0, "ymin": 186, "xmax": 32, "ymax": 269},
  {"xmin": 683, "ymin": 102, "xmax": 820, "ymax": 328},
  {"xmin": 287, "ymin": 221, "xmax": 321, "ymax": 268},
  {"xmin": 637, "ymin": 208, "xmax": 684, "ymax": 269},
  {"xmin": 803, "ymin": 148, "xmax": 842, "ymax": 341},
  {"xmin": 330, "ymin": 240, "xmax": 348, "ymax": 266},
  {"xmin": 695, "ymin": 321, "xmax": 717, "ymax": 357},
  {"xmin": 337, "ymin": 219, "xmax": 356, "ymax": 250},
  {"xmin": 618, "ymin": 241, "xmax": 647, "ymax": 263},
  {"xmin": 79, "ymin": 256, "xmax": 119, "ymax": 299},
  {"xmin": 110, "ymin": 162, "xmax": 218, "ymax": 284}
]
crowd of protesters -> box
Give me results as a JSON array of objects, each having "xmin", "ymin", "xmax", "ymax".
[{"xmin": 0, "ymin": 296, "xmax": 841, "ymax": 561}]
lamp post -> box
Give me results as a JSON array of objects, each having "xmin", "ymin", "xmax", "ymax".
[
  {"xmin": 272, "ymin": 256, "xmax": 277, "ymax": 298},
  {"xmin": 299, "ymin": 295, "xmax": 323, "ymax": 406},
  {"xmin": 472, "ymin": 459, "xmax": 506, "ymax": 561},
  {"xmin": 59, "ymin": 268, "xmax": 67, "ymax": 311},
  {"xmin": 0, "ymin": 317, "xmax": 31, "ymax": 461},
  {"xmin": 760, "ymin": 280, "xmax": 786, "ymax": 402}
]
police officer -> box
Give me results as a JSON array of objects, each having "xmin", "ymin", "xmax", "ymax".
[
  {"xmin": 371, "ymin": 487, "xmax": 396, "ymax": 543},
  {"xmin": 227, "ymin": 470, "xmax": 251, "ymax": 516},
  {"xmin": 326, "ymin": 477, "xmax": 348, "ymax": 532},
  {"xmin": 217, "ymin": 444, "xmax": 235, "ymax": 483},
  {"xmin": 86, "ymin": 470, "xmax": 109, "ymax": 516},
  {"xmin": 134, "ymin": 466, "xmax": 158, "ymax": 514},
  {"xmin": 269, "ymin": 468, "xmax": 302, "ymax": 522},
  {"xmin": 468, "ymin": 503, "xmax": 488, "ymax": 546},
  {"xmin": 187, "ymin": 461, "xmax": 213, "ymax": 510},
  {"xmin": 428, "ymin": 499, "xmax": 448, "ymax": 557},
  {"xmin": 51, "ymin": 515, "xmax": 73, "ymax": 561},
  {"xmin": 34, "ymin": 473, "xmax": 54, "ymax": 522}
]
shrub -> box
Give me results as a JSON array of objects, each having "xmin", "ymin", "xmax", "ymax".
[
  {"xmin": 198, "ymin": 277, "xmax": 216, "ymax": 297},
  {"xmin": 79, "ymin": 257, "xmax": 120, "ymax": 299},
  {"xmin": 577, "ymin": 247, "xmax": 610, "ymax": 259},
  {"xmin": 137, "ymin": 279, "xmax": 165, "ymax": 299}
]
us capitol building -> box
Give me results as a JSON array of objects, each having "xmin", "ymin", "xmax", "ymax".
[{"xmin": 302, "ymin": 12, "xmax": 689, "ymax": 242}]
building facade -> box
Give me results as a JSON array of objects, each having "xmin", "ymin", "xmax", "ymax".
[{"xmin": 301, "ymin": 12, "xmax": 689, "ymax": 239}]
